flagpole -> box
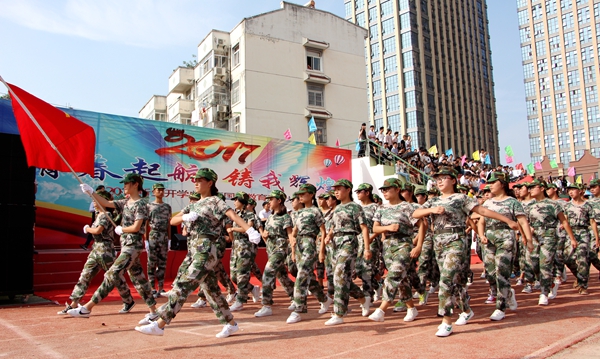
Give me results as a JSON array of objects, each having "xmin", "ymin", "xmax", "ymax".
[{"xmin": 0, "ymin": 76, "xmax": 117, "ymax": 228}]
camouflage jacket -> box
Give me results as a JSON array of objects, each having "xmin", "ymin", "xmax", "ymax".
[
  {"xmin": 482, "ymin": 197, "xmax": 525, "ymax": 227},
  {"xmin": 373, "ymin": 202, "xmax": 419, "ymax": 238},
  {"xmin": 563, "ymin": 201, "xmax": 594, "ymax": 228},
  {"xmin": 183, "ymin": 196, "xmax": 231, "ymax": 240},
  {"xmin": 586, "ymin": 197, "xmax": 600, "ymax": 222},
  {"xmin": 421, "ymin": 193, "xmax": 478, "ymax": 232},
  {"xmin": 330, "ymin": 202, "xmax": 367, "ymax": 236},
  {"xmin": 92, "ymin": 212, "xmax": 115, "ymax": 243},
  {"xmin": 264, "ymin": 212, "xmax": 293, "ymax": 252},
  {"xmin": 524, "ymin": 198, "xmax": 563, "ymax": 229},
  {"xmin": 323, "ymin": 208, "xmax": 334, "ymax": 233},
  {"xmin": 361, "ymin": 203, "xmax": 379, "ymax": 230},
  {"xmin": 114, "ymin": 198, "xmax": 148, "ymax": 247},
  {"xmin": 233, "ymin": 209, "xmax": 255, "ymax": 242},
  {"xmin": 147, "ymin": 202, "xmax": 172, "ymax": 232},
  {"xmin": 294, "ymin": 206, "xmax": 324, "ymax": 238}
]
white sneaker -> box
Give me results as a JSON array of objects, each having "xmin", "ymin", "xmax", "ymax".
[
  {"xmin": 508, "ymin": 288, "xmax": 518, "ymax": 310},
  {"xmin": 191, "ymin": 298, "xmax": 207, "ymax": 308},
  {"xmin": 489, "ymin": 309, "xmax": 505, "ymax": 321},
  {"xmin": 229, "ymin": 301, "xmax": 244, "ymax": 312},
  {"xmin": 254, "ymin": 306, "xmax": 272, "ymax": 317},
  {"xmin": 404, "ymin": 307, "xmax": 418, "ymax": 322},
  {"xmin": 361, "ymin": 296, "xmax": 371, "ymax": 317},
  {"xmin": 324, "ymin": 315, "xmax": 344, "ymax": 326},
  {"xmin": 429, "ymin": 285, "xmax": 438, "ymax": 294},
  {"xmin": 480, "ymin": 272, "xmax": 486, "ymax": 279},
  {"xmin": 538, "ymin": 294, "xmax": 548, "ymax": 306},
  {"xmin": 522, "ymin": 284, "xmax": 532, "ymax": 293},
  {"xmin": 516, "ymin": 278, "xmax": 523, "ymax": 286},
  {"xmin": 412, "ymin": 292, "xmax": 420, "ymax": 299},
  {"xmin": 318, "ymin": 296, "xmax": 333, "ymax": 314},
  {"xmin": 549, "ymin": 282, "xmax": 559, "ymax": 300},
  {"xmin": 67, "ymin": 307, "xmax": 90, "ymax": 318},
  {"xmin": 287, "ymin": 301, "xmax": 296, "ymax": 311},
  {"xmin": 393, "ymin": 301, "xmax": 407, "ymax": 312},
  {"xmin": 562, "ymin": 267, "xmax": 568, "ymax": 282},
  {"xmin": 226, "ymin": 292, "xmax": 237, "ymax": 304},
  {"xmin": 533, "ymin": 281, "xmax": 541, "ymax": 290},
  {"xmin": 135, "ymin": 321, "xmax": 164, "ymax": 336},
  {"xmin": 419, "ymin": 292, "xmax": 429, "ymax": 306},
  {"xmin": 138, "ymin": 312, "xmax": 159, "ymax": 325},
  {"xmin": 251, "ymin": 285, "xmax": 261, "ymax": 303},
  {"xmin": 216, "ymin": 323, "xmax": 239, "ymax": 338},
  {"xmin": 57, "ymin": 303, "xmax": 78, "ymax": 315},
  {"xmin": 286, "ymin": 312, "xmax": 301, "ymax": 324},
  {"xmin": 374, "ymin": 287, "xmax": 383, "ymax": 302},
  {"xmin": 455, "ymin": 310, "xmax": 474, "ymax": 326},
  {"xmin": 435, "ymin": 323, "xmax": 453, "ymax": 337},
  {"xmin": 368, "ymin": 308, "xmax": 385, "ymax": 322}
]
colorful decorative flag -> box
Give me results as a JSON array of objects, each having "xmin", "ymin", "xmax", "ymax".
[
  {"xmin": 568, "ymin": 167, "xmax": 576, "ymax": 177},
  {"xmin": 461, "ymin": 155, "xmax": 467, "ymax": 166},
  {"xmin": 484, "ymin": 154, "xmax": 491, "ymax": 165},
  {"xmin": 505, "ymin": 155, "xmax": 513, "ymax": 164},
  {"xmin": 472, "ymin": 151, "xmax": 480, "ymax": 161},
  {"xmin": 335, "ymin": 139, "xmax": 340, "ymax": 147},
  {"xmin": 515, "ymin": 163, "xmax": 524, "ymax": 170},
  {"xmin": 527, "ymin": 163, "xmax": 534, "ymax": 173},
  {"xmin": 308, "ymin": 132, "xmax": 316, "ymax": 145},
  {"xmin": 355, "ymin": 140, "xmax": 361, "ymax": 151},
  {"xmin": 576, "ymin": 175, "xmax": 583, "ymax": 184},
  {"xmin": 428, "ymin": 145, "xmax": 437, "ymax": 154},
  {"xmin": 591, "ymin": 175, "xmax": 596, "ymax": 182},
  {"xmin": 505, "ymin": 145, "xmax": 514, "ymax": 157},
  {"xmin": 283, "ymin": 128, "xmax": 292, "ymax": 140},
  {"xmin": 308, "ymin": 116, "xmax": 317, "ymax": 133},
  {"xmin": 3, "ymin": 81, "xmax": 96, "ymax": 174},
  {"xmin": 445, "ymin": 148, "xmax": 453, "ymax": 156},
  {"xmin": 549, "ymin": 160, "xmax": 558, "ymax": 168},
  {"xmin": 534, "ymin": 162, "xmax": 542, "ymax": 170}
]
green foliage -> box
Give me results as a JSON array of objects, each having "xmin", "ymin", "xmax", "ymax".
[
  {"xmin": 182, "ymin": 54, "xmax": 197, "ymax": 68},
  {"xmin": 0, "ymin": 93, "xmax": 10, "ymax": 100}
]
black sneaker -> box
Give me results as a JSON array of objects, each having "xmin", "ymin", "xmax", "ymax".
[
  {"xmin": 80, "ymin": 245, "xmax": 88, "ymax": 250},
  {"xmin": 57, "ymin": 302, "xmax": 73, "ymax": 315},
  {"xmin": 118, "ymin": 301, "xmax": 135, "ymax": 314}
]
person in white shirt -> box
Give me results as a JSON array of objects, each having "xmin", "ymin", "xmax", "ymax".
[
  {"xmin": 258, "ymin": 202, "xmax": 271, "ymax": 224},
  {"xmin": 376, "ymin": 127, "xmax": 385, "ymax": 143},
  {"xmin": 368, "ymin": 125, "xmax": 377, "ymax": 140},
  {"xmin": 384, "ymin": 129, "xmax": 393, "ymax": 147}
]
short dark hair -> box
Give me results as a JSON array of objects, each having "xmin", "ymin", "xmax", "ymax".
[
  {"xmin": 262, "ymin": 201, "xmax": 269, "ymax": 207},
  {"xmin": 361, "ymin": 122, "xmax": 366, "ymax": 126},
  {"xmin": 95, "ymin": 185, "xmax": 105, "ymax": 191}
]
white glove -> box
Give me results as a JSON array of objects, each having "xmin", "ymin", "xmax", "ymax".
[
  {"xmin": 83, "ymin": 225, "xmax": 90, "ymax": 234},
  {"xmin": 182, "ymin": 212, "xmax": 199, "ymax": 222},
  {"xmin": 80, "ymin": 183, "xmax": 93, "ymax": 195},
  {"xmin": 115, "ymin": 226, "xmax": 123, "ymax": 235},
  {"xmin": 246, "ymin": 227, "xmax": 261, "ymax": 244}
]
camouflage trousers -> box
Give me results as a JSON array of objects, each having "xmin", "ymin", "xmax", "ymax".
[
  {"xmin": 552, "ymin": 230, "xmax": 567, "ymax": 278},
  {"xmin": 230, "ymin": 239, "xmax": 256, "ymax": 303},
  {"xmin": 324, "ymin": 241, "xmax": 335, "ymax": 297},
  {"xmin": 293, "ymin": 236, "xmax": 326, "ymax": 313},
  {"xmin": 70, "ymin": 242, "xmax": 133, "ymax": 304},
  {"xmin": 262, "ymin": 247, "xmax": 295, "ymax": 306},
  {"xmin": 286, "ymin": 242, "xmax": 298, "ymax": 277},
  {"xmin": 91, "ymin": 245, "xmax": 155, "ymax": 307},
  {"xmin": 381, "ymin": 236, "xmax": 413, "ymax": 303},
  {"xmin": 355, "ymin": 234, "xmax": 381, "ymax": 298},
  {"xmin": 532, "ymin": 229, "xmax": 558, "ymax": 296},
  {"xmin": 316, "ymin": 239, "xmax": 325, "ymax": 280},
  {"xmin": 524, "ymin": 236, "xmax": 540, "ymax": 283},
  {"xmin": 157, "ymin": 237, "xmax": 232, "ymax": 325},
  {"xmin": 588, "ymin": 239, "xmax": 600, "ymax": 271},
  {"xmin": 433, "ymin": 234, "xmax": 471, "ymax": 317},
  {"xmin": 417, "ymin": 237, "xmax": 440, "ymax": 295},
  {"xmin": 512, "ymin": 235, "xmax": 521, "ymax": 274},
  {"xmin": 198, "ymin": 236, "xmax": 236, "ymax": 299},
  {"xmin": 563, "ymin": 229, "xmax": 591, "ymax": 289},
  {"xmin": 147, "ymin": 230, "xmax": 169, "ymax": 290},
  {"xmin": 483, "ymin": 229, "xmax": 516, "ymax": 311},
  {"xmin": 331, "ymin": 235, "xmax": 365, "ymax": 317}
]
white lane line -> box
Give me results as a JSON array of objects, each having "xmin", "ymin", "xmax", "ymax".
[
  {"xmin": 524, "ymin": 321, "xmax": 600, "ymax": 359},
  {"xmin": 0, "ymin": 318, "xmax": 63, "ymax": 358}
]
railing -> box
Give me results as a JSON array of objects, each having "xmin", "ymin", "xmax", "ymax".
[{"xmin": 338, "ymin": 139, "xmax": 432, "ymax": 184}]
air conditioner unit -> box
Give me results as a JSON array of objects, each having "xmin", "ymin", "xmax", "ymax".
[
  {"xmin": 214, "ymin": 67, "xmax": 227, "ymax": 76},
  {"xmin": 217, "ymin": 105, "xmax": 228, "ymax": 113}
]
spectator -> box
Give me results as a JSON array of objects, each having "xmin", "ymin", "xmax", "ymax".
[
  {"xmin": 368, "ymin": 125, "xmax": 377, "ymax": 140},
  {"xmin": 376, "ymin": 127, "xmax": 385, "ymax": 143},
  {"xmin": 258, "ymin": 201, "xmax": 271, "ymax": 224}
]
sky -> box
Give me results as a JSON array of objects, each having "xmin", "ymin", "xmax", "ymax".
[{"xmin": 0, "ymin": 0, "xmax": 529, "ymax": 165}]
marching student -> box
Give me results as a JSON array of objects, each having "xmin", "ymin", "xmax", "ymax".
[{"xmin": 146, "ymin": 183, "xmax": 172, "ymax": 298}]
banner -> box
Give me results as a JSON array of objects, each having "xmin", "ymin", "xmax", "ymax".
[
  {"xmin": 568, "ymin": 167, "xmax": 576, "ymax": 177},
  {"xmin": 534, "ymin": 162, "xmax": 542, "ymax": 170},
  {"xmin": 445, "ymin": 148, "xmax": 453, "ymax": 156},
  {"xmin": 505, "ymin": 145, "xmax": 514, "ymax": 157},
  {"xmin": 428, "ymin": 145, "xmax": 437, "ymax": 155},
  {"xmin": 505, "ymin": 155, "xmax": 513, "ymax": 164},
  {"xmin": 472, "ymin": 151, "xmax": 480, "ymax": 161},
  {"xmin": 549, "ymin": 160, "xmax": 558, "ymax": 168},
  {"xmin": 527, "ymin": 163, "xmax": 534, "ymax": 174}
]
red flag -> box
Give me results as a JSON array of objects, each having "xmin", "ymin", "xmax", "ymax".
[
  {"xmin": 515, "ymin": 163, "xmax": 524, "ymax": 170},
  {"xmin": 283, "ymin": 128, "xmax": 292, "ymax": 140},
  {"xmin": 5, "ymin": 83, "xmax": 95, "ymax": 174},
  {"xmin": 335, "ymin": 139, "xmax": 340, "ymax": 147}
]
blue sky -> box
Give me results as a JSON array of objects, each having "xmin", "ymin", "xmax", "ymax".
[{"xmin": 0, "ymin": 0, "xmax": 529, "ymax": 165}]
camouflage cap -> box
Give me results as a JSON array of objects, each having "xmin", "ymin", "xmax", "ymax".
[
  {"xmin": 527, "ymin": 179, "xmax": 546, "ymax": 188},
  {"xmin": 119, "ymin": 173, "xmax": 143, "ymax": 185},
  {"xmin": 194, "ymin": 168, "xmax": 218, "ymax": 182},
  {"xmin": 546, "ymin": 183, "xmax": 557, "ymax": 189},
  {"xmin": 327, "ymin": 190, "xmax": 336, "ymax": 197},
  {"xmin": 482, "ymin": 185, "xmax": 491, "ymax": 192},
  {"xmin": 379, "ymin": 177, "xmax": 402, "ymax": 190},
  {"xmin": 354, "ymin": 183, "xmax": 374, "ymax": 192},
  {"xmin": 415, "ymin": 188, "xmax": 427, "ymax": 196},
  {"xmin": 296, "ymin": 183, "xmax": 317, "ymax": 195},
  {"xmin": 152, "ymin": 183, "xmax": 165, "ymax": 190},
  {"xmin": 373, "ymin": 193, "xmax": 382, "ymax": 202},
  {"xmin": 233, "ymin": 191, "xmax": 250, "ymax": 203},
  {"xmin": 266, "ymin": 189, "xmax": 287, "ymax": 201},
  {"xmin": 317, "ymin": 192, "xmax": 330, "ymax": 199},
  {"xmin": 487, "ymin": 172, "xmax": 508, "ymax": 183},
  {"xmin": 566, "ymin": 183, "xmax": 584, "ymax": 190},
  {"xmin": 248, "ymin": 197, "xmax": 256, "ymax": 206},
  {"xmin": 512, "ymin": 183, "xmax": 524, "ymax": 188},
  {"xmin": 401, "ymin": 182, "xmax": 415, "ymax": 192},
  {"xmin": 216, "ymin": 192, "xmax": 226, "ymax": 201},
  {"xmin": 288, "ymin": 191, "xmax": 300, "ymax": 201},
  {"xmin": 457, "ymin": 185, "xmax": 469, "ymax": 191},
  {"xmin": 332, "ymin": 178, "xmax": 353, "ymax": 189},
  {"xmin": 189, "ymin": 192, "xmax": 201, "ymax": 200},
  {"xmin": 590, "ymin": 179, "xmax": 600, "ymax": 187},
  {"xmin": 433, "ymin": 166, "xmax": 458, "ymax": 179},
  {"xmin": 96, "ymin": 189, "xmax": 113, "ymax": 201},
  {"xmin": 428, "ymin": 187, "xmax": 440, "ymax": 195}
]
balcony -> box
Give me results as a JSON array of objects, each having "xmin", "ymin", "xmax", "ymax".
[
  {"xmin": 168, "ymin": 67, "xmax": 195, "ymax": 93},
  {"xmin": 304, "ymin": 72, "xmax": 331, "ymax": 85},
  {"xmin": 168, "ymin": 98, "xmax": 194, "ymax": 122},
  {"xmin": 139, "ymin": 95, "xmax": 166, "ymax": 119}
]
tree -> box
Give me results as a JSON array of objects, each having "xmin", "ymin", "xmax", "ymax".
[
  {"xmin": 0, "ymin": 93, "xmax": 10, "ymax": 100},
  {"xmin": 182, "ymin": 54, "xmax": 197, "ymax": 68}
]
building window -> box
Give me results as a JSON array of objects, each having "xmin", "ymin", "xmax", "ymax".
[
  {"xmin": 402, "ymin": 52, "xmax": 414, "ymax": 69},
  {"xmin": 536, "ymin": 41, "xmax": 546, "ymax": 57},
  {"xmin": 532, "ymin": 4, "xmax": 543, "ymax": 20},
  {"xmin": 557, "ymin": 112, "xmax": 568, "ymax": 129},
  {"xmin": 374, "ymin": 118, "xmax": 383, "ymax": 130},
  {"xmin": 565, "ymin": 50, "xmax": 578, "ymax": 67},
  {"xmin": 546, "ymin": 0, "xmax": 557, "ymax": 14},
  {"xmin": 549, "ymin": 35, "xmax": 561, "ymax": 52},
  {"xmin": 518, "ymin": 9, "xmax": 528, "ymax": 26},
  {"xmin": 380, "ymin": 0, "xmax": 392, "ymax": 17},
  {"xmin": 564, "ymin": 31, "xmax": 576, "ymax": 48},
  {"xmin": 383, "ymin": 18, "xmax": 395, "ymax": 34},
  {"xmin": 523, "ymin": 63, "xmax": 534, "ymax": 78},
  {"xmin": 568, "ymin": 69, "xmax": 580, "ymax": 87},
  {"xmin": 522, "ymin": 45, "xmax": 533, "ymax": 61},
  {"xmin": 551, "ymin": 54, "xmax": 562, "ymax": 72},
  {"xmin": 520, "ymin": 26, "xmax": 531, "ymax": 43},
  {"xmin": 386, "ymin": 94, "xmax": 399, "ymax": 112},
  {"xmin": 231, "ymin": 80, "xmax": 240, "ymax": 104},
  {"xmin": 580, "ymin": 26, "xmax": 592, "ymax": 44},
  {"xmin": 590, "ymin": 126, "xmax": 600, "ymax": 143},
  {"xmin": 385, "ymin": 74, "xmax": 398, "ymax": 92},
  {"xmin": 560, "ymin": 151, "xmax": 571, "ymax": 166},
  {"xmin": 403, "ymin": 71, "xmax": 415, "ymax": 88},
  {"xmin": 573, "ymin": 129, "xmax": 586, "ymax": 146},
  {"xmin": 556, "ymin": 93, "xmax": 567, "ymax": 109},
  {"xmin": 586, "ymin": 85, "xmax": 598, "ymax": 103},
  {"xmin": 561, "ymin": 0, "xmax": 572, "ymax": 11},
  {"xmin": 582, "ymin": 46, "xmax": 594, "ymax": 63},
  {"xmin": 530, "ymin": 136, "xmax": 541, "ymax": 153},
  {"xmin": 371, "ymin": 60, "xmax": 380, "ymax": 77},
  {"xmin": 527, "ymin": 99, "xmax": 538, "ymax": 116},
  {"xmin": 572, "ymin": 108, "xmax": 584, "ymax": 126},
  {"xmin": 570, "ymin": 89, "xmax": 582, "ymax": 107},
  {"xmin": 306, "ymin": 49, "xmax": 322, "ymax": 71},
  {"xmin": 537, "ymin": 58, "xmax": 548, "ymax": 75},
  {"xmin": 370, "ymin": 24, "xmax": 378, "ymax": 40},
  {"xmin": 529, "ymin": 118, "xmax": 540, "ymax": 134},
  {"xmin": 384, "ymin": 56, "xmax": 397, "ymax": 73},
  {"xmin": 517, "ymin": 0, "xmax": 527, "ymax": 7},
  {"xmin": 562, "ymin": 12, "xmax": 574, "ymax": 29},
  {"xmin": 553, "ymin": 73, "xmax": 564, "ymax": 91},
  {"xmin": 372, "ymin": 79, "xmax": 381, "ymax": 96},
  {"xmin": 541, "ymin": 95, "xmax": 552, "ymax": 111},
  {"xmin": 307, "ymin": 84, "xmax": 324, "ymax": 107},
  {"xmin": 232, "ymin": 44, "xmax": 240, "ymax": 67},
  {"xmin": 588, "ymin": 106, "xmax": 600, "ymax": 123},
  {"xmin": 399, "ymin": 0, "xmax": 409, "ymax": 11},
  {"xmin": 405, "ymin": 91, "xmax": 416, "ymax": 108},
  {"xmin": 578, "ymin": 6, "xmax": 590, "ymax": 24},
  {"xmin": 525, "ymin": 81, "xmax": 536, "ymax": 97},
  {"xmin": 383, "ymin": 37, "xmax": 396, "ymax": 54},
  {"xmin": 542, "ymin": 115, "xmax": 553, "ymax": 132},
  {"xmin": 373, "ymin": 99, "xmax": 382, "ymax": 114},
  {"xmin": 314, "ymin": 119, "xmax": 327, "ymax": 145},
  {"xmin": 345, "ymin": 1, "xmax": 352, "ymax": 19},
  {"xmin": 371, "ymin": 42, "xmax": 379, "ymax": 58},
  {"xmin": 401, "ymin": 32, "xmax": 412, "ymax": 49},
  {"xmin": 545, "ymin": 134, "xmax": 556, "ymax": 150},
  {"xmin": 356, "ymin": 11, "xmax": 366, "ymax": 27},
  {"xmin": 387, "ymin": 114, "xmax": 400, "ymax": 131}
]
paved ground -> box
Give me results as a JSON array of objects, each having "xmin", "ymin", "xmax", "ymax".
[{"xmin": 1, "ymin": 263, "xmax": 600, "ymax": 358}]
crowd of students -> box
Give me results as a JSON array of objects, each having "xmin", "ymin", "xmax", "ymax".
[{"xmin": 59, "ymin": 165, "xmax": 600, "ymax": 338}]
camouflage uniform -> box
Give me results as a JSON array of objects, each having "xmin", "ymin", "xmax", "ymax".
[
  {"xmin": 286, "ymin": 210, "xmax": 299, "ymax": 277},
  {"xmin": 329, "ymin": 202, "xmax": 367, "ymax": 316},
  {"xmin": 417, "ymin": 220, "xmax": 440, "ymax": 294},
  {"xmin": 261, "ymin": 212, "xmax": 295, "ymax": 305},
  {"xmin": 323, "ymin": 208, "xmax": 336, "ymax": 297},
  {"xmin": 249, "ymin": 211, "xmax": 264, "ymax": 282},
  {"xmin": 157, "ymin": 196, "xmax": 233, "ymax": 324},
  {"xmin": 482, "ymin": 197, "xmax": 525, "ymax": 311},
  {"xmin": 524, "ymin": 199, "xmax": 563, "ymax": 296},
  {"xmin": 91, "ymin": 199, "xmax": 156, "ymax": 308},
  {"xmin": 293, "ymin": 206, "xmax": 327, "ymax": 313},
  {"xmin": 147, "ymin": 202, "xmax": 172, "ymax": 291},
  {"xmin": 373, "ymin": 202, "xmax": 418, "ymax": 303},
  {"xmin": 521, "ymin": 199, "xmax": 538, "ymax": 284},
  {"xmin": 422, "ymin": 193, "xmax": 478, "ymax": 317},
  {"xmin": 552, "ymin": 200, "xmax": 568, "ymax": 278},
  {"xmin": 355, "ymin": 202, "xmax": 380, "ymax": 298},
  {"xmin": 198, "ymin": 217, "xmax": 237, "ymax": 300},
  {"xmin": 70, "ymin": 212, "xmax": 133, "ymax": 304},
  {"xmin": 586, "ymin": 197, "xmax": 600, "ymax": 271},
  {"xmin": 231, "ymin": 210, "xmax": 257, "ymax": 303},
  {"xmin": 562, "ymin": 200, "xmax": 594, "ymax": 289}
]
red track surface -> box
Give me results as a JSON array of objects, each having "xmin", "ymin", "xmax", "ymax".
[{"xmin": 2, "ymin": 263, "xmax": 600, "ymax": 359}]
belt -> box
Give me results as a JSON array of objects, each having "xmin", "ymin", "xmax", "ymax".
[
  {"xmin": 571, "ymin": 225, "xmax": 589, "ymax": 230},
  {"xmin": 487, "ymin": 224, "xmax": 510, "ymax": 231},
  {"xmin": 433, "ymin": 228, "xmax": 465, "ymax": 235},
  {"xmin": 532, "ymin": 226, "xmax": 554, "ymax": 231}
]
